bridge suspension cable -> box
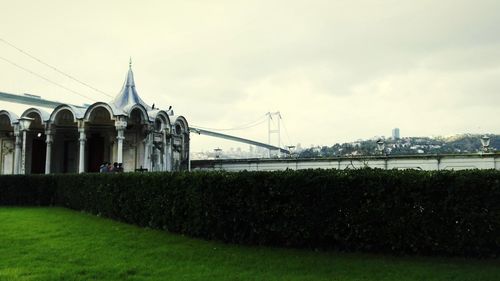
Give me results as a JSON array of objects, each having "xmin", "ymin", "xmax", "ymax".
[
  {"xmin": 280, "ymin": 115, "xmax": 293, "ymax": 147},
  {"xmin": 191, "ymin": 111, "xmax": 293, "ymax": 156},
  {"xmin": 191, "ymin": 114, "xmax": 267, "ymax": 131}
]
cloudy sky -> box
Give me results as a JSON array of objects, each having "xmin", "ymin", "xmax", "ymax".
[{"xmin": 1, "ymin": 0, "xmax": 499, "ymax": 152}]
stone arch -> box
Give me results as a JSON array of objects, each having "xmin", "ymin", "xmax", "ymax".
[
  {"xmin": 128, "ymin": 108, "xmax": 149, "ymax": 129},
  {"xmin": 119, "ymin": 106, "xmax": 154, "ymax": 172},
  {"xmin": 0, "ymin": 110, "xmax": 17, "ymax": 175},
  {"xmin": 126, "ymin": 104, "xmax": 149, "ymax": 125},
  {"xmin": 0, "ymin": 115, "xmax": 14, "ymax": 132},
  {"xmin": 174, "ymin": 116, "xmax": 189, "ymax": 135},
  {"xmin": 152, "ymin": 110, "xmax": 171, "ymax": 132},
  {"xmin": 83, "ymin": 103, "xmax": 116, "ymax": 172},
  {"xmin": 48, "ymin": 105, "xmax": 80, "ymax": 174},
  {"xmin": 172, "ymin": 116, "xmax": 189, "ymax": 171},
  {"xmin": 146, "ymin": 110, "xmax": 172, "ymax": 172},
  {"xmin": 21, "ymin": 108, "xmax": 48, "ymax": 130},
  {"xmin": 20, "ymin": 108, "xmax": 49, "ymax": 174},
  {"xmin": 49, "ymin": 105, "xmax": 81, "ymax": 125},
  {"xmin": 84, "ymin": 102, "xmax": 115, "ymax": 122},
  {"xmin": 0, "ymin": 110, "xmax": 19, "ymax": 126}
]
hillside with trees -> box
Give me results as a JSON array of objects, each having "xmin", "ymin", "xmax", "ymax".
[{"xmin": 298, "ymin": 134, "xmax": 499, "ymax": 158}]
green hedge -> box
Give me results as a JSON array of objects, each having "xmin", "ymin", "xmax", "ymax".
[
  {"xmin": 1, "ymin": 169, "xmax": 499, "ymax": 257},
  {"xmin": 0, "ymin": 174, "xmax": 55, "ymax": 206}
]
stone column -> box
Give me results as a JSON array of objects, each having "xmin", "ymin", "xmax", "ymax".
[
  {"xmin": 157, "ymin": 147, "xmax": 162, "ymax": 171},
  {"xmin": 143, "ymin": 138, "xmax": 148, "ymax": 170},
  {"xmin": 20, "ymin": 129, "xmax": 28, "ymax": 175},
  {"xmin": 149, "ymin": 135, "xmax": 154, "ymax": 171},
  {"xmin": 162, "ymin": 125, "xmax": 171, "ymax": 171},
  {"xmin": 13, "ymin": 125, "xmax": 21, "ymax": 174},
  {"xmin": 78, "ymin": 121, "xmax": 86, "ymax": 173},
  {"xmin": 184, "ymin": 133, "xmax": 191, "ymax": 171},
  {"xmin": 162, "ymin": 130, "xmax": 169, "ymax": 172},
  {"xmin": 141, "ymin": 124, "xmax": 150, "ymax": 171},
  {"xmin": 45, "ymin": 128, "xmax": 54, "ymax": 174},
  {"xmin": 151, "ymin": 146, "xmax": 159, "ymax": 171},
  {"xmin": 115, "ymin": 119, "xmax": 127, "ymax": 164}
]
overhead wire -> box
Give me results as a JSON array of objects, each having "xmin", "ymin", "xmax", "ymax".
[
  {"xmin": 0, "ymin": 37, "xmax": 296, "ymax": 148},
  {"xmin": 0, "ymin": 55, "xmax": 98, "ymax": 102},
  {"xmin": 0, "ymin": 37, "xmax": 114, "ymax": 99},
  {"xmin": 192, "ymin": 119, "xmax": 266, "ymax": 132}
]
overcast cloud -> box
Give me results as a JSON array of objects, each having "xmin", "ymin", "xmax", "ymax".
[{"xmin": 1, "ymin": 0, "xmax": 499, "ymax": 152}]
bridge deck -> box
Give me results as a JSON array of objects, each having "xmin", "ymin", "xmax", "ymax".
[{"xmin": 190, "ymin": 127, "xmax": 290, "ymax": 154}]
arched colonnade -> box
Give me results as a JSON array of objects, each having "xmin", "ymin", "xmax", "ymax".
[{"xmin": 0, "ymin": 99, "xmax": 189, "ymax": 174}]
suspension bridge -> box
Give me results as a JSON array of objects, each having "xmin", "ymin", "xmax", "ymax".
[{"xmin": 190, "ymin": 111, "xmax": 292, "ymax": 155}]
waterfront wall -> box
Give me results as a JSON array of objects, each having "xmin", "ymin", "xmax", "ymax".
[{"xmin": 191, "ymin": 153, "xmax": 500, "ymax": 171}]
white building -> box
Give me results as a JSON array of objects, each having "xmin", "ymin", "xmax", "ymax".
[{"xmin": 0, "ymin": 64, "xmax": 190, "ymax": 174}]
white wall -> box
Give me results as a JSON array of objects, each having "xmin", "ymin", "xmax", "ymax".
[{"xmin": 192, "ymin": 154, "xmax": 500, "ymax": 172}]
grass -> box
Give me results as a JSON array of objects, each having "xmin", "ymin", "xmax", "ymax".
[{"xmin": 0, "ymin": 208, "xmax": 498, "ymax": 281}]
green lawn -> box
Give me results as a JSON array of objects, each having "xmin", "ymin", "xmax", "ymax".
[{"xmin": 0, "ymin": 208, "xmax": 498, "ymax": 281}]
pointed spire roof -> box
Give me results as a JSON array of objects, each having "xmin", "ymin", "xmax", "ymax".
[{"xmin": 112, "ymin": 61, "xmax": 151, "ymax": 111}]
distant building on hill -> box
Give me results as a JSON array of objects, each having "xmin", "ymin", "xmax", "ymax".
[{"xmin": 392, "ymin": 128, "xmax": 400, "ymax": 139}]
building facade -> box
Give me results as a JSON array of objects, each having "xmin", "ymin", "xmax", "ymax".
[{"xmin": 0, "ymin": 65, "xmax": 190, "ymax": 174}]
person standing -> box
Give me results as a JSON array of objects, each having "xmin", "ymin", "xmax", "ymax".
[
  {"xmin": 112, "ymin": 162, "xmax": 119, "ymax": 172},
  {"xmin": 99, "ymin": 162, "xmax": 109, "ymax": 173}
]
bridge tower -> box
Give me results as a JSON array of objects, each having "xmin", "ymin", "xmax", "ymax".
[{"xmin": 267, "ymin": 111, "xmax": 281, "ymax": 157}]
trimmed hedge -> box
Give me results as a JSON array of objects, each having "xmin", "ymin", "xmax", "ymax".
[
  {"xmin": 1, "ymin": 169, "xmax": 499, "ymax": 257},
  {"xmin": 0, "ymin": 174, "xmax": 55, "ymax": 206}
]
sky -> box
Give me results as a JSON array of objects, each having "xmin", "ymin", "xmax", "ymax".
[{"xmin": 1, "ymin": 0, "xmax": 499, "ymax": 153}]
